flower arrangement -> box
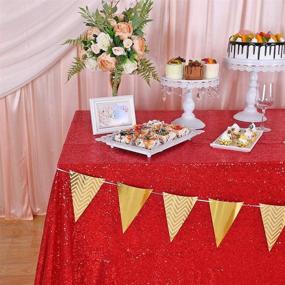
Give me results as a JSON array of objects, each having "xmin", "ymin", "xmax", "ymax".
[{"xmin": 65, "ymin": 0, "xmax": 159, "ymax": 96}]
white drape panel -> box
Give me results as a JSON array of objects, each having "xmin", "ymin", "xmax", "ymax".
[
  {"xmin": 1, "ymin": 0, "xmax": 285, "ymax": 219},
  {"xmin": 0, "ymin": 0, "xmax": 97, "ymax": 97}
]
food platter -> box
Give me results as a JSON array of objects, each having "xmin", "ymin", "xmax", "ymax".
[
  {"xmin": 97, "ymin": 130, "xmax": 204, "ymax": 157},
  {"xmin": 210, "ymin": 128, "xmax": 263, "ymax": 153}
]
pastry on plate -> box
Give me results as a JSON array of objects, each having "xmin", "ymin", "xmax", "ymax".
[
  {"xmin": 201, "ymin": 58, "xmax": 219, "ymax": 79},
  {"xmin": 184, "ymin": 60, "xmax": 203, "ymax": 80},
  {"xmin": 165, "ymin": 57, "xmax": 185, "ymax": 80}
]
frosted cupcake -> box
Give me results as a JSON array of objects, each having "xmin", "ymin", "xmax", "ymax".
[
  {"xmin": 201, "ymin": 58, "xmax": 219, "ymax": 79},
  {"xmin": 165, "ymin": 57, "xmax": 185, "ymax": 80}
]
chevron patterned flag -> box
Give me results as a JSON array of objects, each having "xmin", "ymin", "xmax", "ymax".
[
  {"xmin": 209, "ymin": 199, "xmax": 243, "ymax": 247},
  {"xmin": 260, "ymin": 204, "xmax": 285, "ymax": 251},
  {"xmin": 117, "ymin": 183, "xmax": 152, "ymax": 233},
  {"xmin": 163, "ymin": 193, "xmax": 197, "ymax": 242},
  {"xmin": 70, "ymin": 171, "xmax": 104, "ymax": 222}
]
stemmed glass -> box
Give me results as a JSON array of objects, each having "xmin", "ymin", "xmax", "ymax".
[{"xmin": 255, "ymin": 83, "xmax": 273, "ymax": 132}]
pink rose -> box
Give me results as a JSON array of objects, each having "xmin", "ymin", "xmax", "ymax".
[
  {"xmin": 86, "ymin": 27, "xmax": 101, "ymax": 39},
  {"xmin": 97, "ymin": 53, "xmax": 116, "ymax": 72},
  {"xmin": 114, "ymin": 22, "xmax": 133, "ymax": 40},
  {"xmin": 132, "ymin": 36, "xmax": 146, "ymax": 58}
]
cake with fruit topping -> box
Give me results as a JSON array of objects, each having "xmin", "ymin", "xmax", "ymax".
[
  {"xmin": 184, "ymin": 60, "xmax": 203, "ymax": 80},
  {"xmin": 228, "ymin": 31, "xmax": 285, "ymax": 60},
  {"xmin": 201, "ymin": 58, "xmax": 219, "ymax": 79},
  {"xmin": 165, "ymin": 57, "xmax": 185, "ymax": 80}
]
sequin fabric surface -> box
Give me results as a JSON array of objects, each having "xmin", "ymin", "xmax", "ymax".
[{"xmin": 35, "ymin": 110, "xmax": 285, "ymax": 285}]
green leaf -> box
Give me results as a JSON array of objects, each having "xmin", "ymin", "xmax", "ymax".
[
  {"xmin": 67, "ymin": 57, "xmax": 86, "ymax": 81},
  {"xmin": 63, "ymin": 34, "xmax": 87, "ymax": 46},
  {"xmin": 136, "ymin": 57, "xmax": 159, "ymax": 85},
  {"xmin": 118, "ymin": 55, "xmax": 128, "ymax": 64},
  {"xmin": 113, "ymin": 36, "xmax": 123, "ymax": 47},
  {"xmin": 79, "ymin": 6, "xmax": 112, "ymax": 33}
]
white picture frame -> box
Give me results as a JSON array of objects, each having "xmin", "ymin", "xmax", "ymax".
[{"xmin": 89, "ymin": 95, "xmax": 136, "ymax": 135}]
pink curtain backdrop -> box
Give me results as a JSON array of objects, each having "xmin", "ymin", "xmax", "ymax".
[{"xmin": 1, "ymin": 0, "xmax": 285, "ymax": 219}]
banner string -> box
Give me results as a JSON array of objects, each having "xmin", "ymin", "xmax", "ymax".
[{"xmin": 56, "ymin": 167, "xmax": 263, "ymax": 208}]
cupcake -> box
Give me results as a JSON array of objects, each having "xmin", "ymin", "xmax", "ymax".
[
  {"xmin": 201, "ymin": 58, "xmax": 219, "ymax": 79},
  {"xmin": 165, "ymin": 57, "xmax": 185, "ymax": 80},
  {"xmin": 184, "ymin": 60, "xmax": 203, "ymax": 80}
]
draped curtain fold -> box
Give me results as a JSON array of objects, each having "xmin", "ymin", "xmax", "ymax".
[{"xmin": 1, "ymin": 0, "xmax": 285, "ymax": 219}]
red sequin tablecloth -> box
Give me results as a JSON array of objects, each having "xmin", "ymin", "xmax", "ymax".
[{"xmin": 35, "ymin": 110, "xmax": 285, "ymax": 285}]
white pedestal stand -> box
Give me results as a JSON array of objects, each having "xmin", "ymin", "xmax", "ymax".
[
  {"xmin": 226, "ymin": 58, "xmax": 285, "ymax": 123},
  {"xmin": 161, "ymin": 77, "xmax": 219, "ymax": 129}
]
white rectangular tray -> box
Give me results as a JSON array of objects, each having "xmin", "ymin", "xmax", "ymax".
[
  {"xmin": 210, "ymin": 129, "xmax": 263, "ymax": 153},
  {"xmin": 96, "ymin": 130, "xmax": 204, "ymax": 157}
]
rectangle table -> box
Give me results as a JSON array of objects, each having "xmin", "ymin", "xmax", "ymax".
[{"xmin": 35, "ymin": 110, "xmax": 285, "ymax": 285}]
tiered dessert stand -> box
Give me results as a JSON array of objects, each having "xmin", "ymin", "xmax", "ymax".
[
  {"xmin": 225, "ymin": 58, "xmax": 285, "ymax": 122},
  {"xmin": 160, "ymin": 77, "xmax": 219, "ymax": 129}
]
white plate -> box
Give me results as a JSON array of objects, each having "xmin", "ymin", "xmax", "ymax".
[
  {"xmin": 96, "ymin": 130, "xmax": 204, "ymax": 158},
  {"xmin": 210, "ymin": 129, "xmax": 263, "ymax": 153}
]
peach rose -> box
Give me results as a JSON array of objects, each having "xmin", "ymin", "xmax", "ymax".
[
  {"xmin": 86, "ymin": 27, "xmax": 100, "ymax": 39},
  {"xmin": 114, "ymin": 22, "xmax": 133, "ymax": 40},
  {"xmin": 97, "ymin": 53, "xmax": 116, "ymax": 72},
  {"xmin": 133, "ymin": 36, "xmax": 146, "ymax": 58}
]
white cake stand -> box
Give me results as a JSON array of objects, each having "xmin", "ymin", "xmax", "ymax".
[
  {"xmin": 161, "ymin": 77, "xmax": 219, "ymax": 129},
  {"xmin": 226, "ymin": 58, "xmax": 285, "ymax": 122}
]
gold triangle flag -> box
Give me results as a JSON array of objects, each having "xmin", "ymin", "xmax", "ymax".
[
  {"xmin": 163, "ymin": 193, "xmax": 197, "ymax": 242},
  {"xmin": 209, "ymin": 199, "xmax": 243, "ymax": 247},
  {"xmin": 260, "ymin": 204, "xmax": 285, "ymax": 251},
  {"xmin": 70, "ymin": 171, "xmax": 104, "ymax": 222},
  {"xmin": 117, "ymin": 183, "xmax": 152, "ymax": 233}
]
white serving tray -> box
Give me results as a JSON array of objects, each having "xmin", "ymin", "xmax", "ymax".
[
  {"xmin": 96, "ymin": 130, "xmax": 204, "ymax": 158},
  {"xmin": 210, "ymin": 129, "xmax": 263, "ymax": 153}
]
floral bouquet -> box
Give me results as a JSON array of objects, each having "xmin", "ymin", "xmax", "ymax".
[{"xmin": 65, "ymin": 0, "xmax": 159, "ymax": 96}]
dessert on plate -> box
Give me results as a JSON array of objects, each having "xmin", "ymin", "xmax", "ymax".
[
  {"xmin": 184, "ymin": 60, "xmax": 203, "ymax": 80},
  {"xmin": 113, "ymin": 120, "xmax": 190, "ymax": 150},
  {"xmin": 228, "ymin": 31, "xmax": 285, "ymax": 60},
  {"xmin": 218, "ymin": 123, "xmax": 258, "ymax": 147},
  {"xmin": 165, "ymin": 57, "xmax": 185, "ymax": 80},
  {"xmin": 201, "ymin": 58, "xmax": 219, "ymax": 79}
]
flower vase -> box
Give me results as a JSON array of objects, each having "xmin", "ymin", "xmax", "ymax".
[{"xmin": 110, "ymin": 72, "xmax": 121, "ymax": 96}]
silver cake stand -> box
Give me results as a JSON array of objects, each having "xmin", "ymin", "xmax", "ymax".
[
  {"xmin": 225, "ymin": 58, "xmax": 285, "ymax": 122},
  {"xmin": 161, "ymin": 77, "xmax": 219, "ymax": 129}
]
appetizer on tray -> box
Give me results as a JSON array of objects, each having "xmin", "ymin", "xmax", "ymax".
[
  {"xmin": 210, "ymin": 123, "xmax": 263, "ymax": 152},
  {"xmin": 97, "ymin": 120, "xmax": 204, "ymax": 157}
]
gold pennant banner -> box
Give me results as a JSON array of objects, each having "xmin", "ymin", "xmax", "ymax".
[
  {"xmin": 67, "ymin": 170, "xmax": 285, "ymax": 251},
  {"xmin": 70, "ymin": 171, "xmax": 104, "ymax": 222},
  {"xmin": 118, "ymin": 183, "xmax": 152, "ymax": 233},
  {"xmin": 260, "ymin": 204, "xmax": 285, "ymax": 251},
  {"xmin": 163, "ymin": 193, "xmax": 197, "ymax": 241},
  {"xmin": 209, "ymin": 199, "xmax": 243, "ymax": 247}
]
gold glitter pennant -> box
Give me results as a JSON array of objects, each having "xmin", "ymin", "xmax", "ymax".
[
  {"xmin": 70, "ymin": 171, "xmax": 104, "ymax": 222},
  {"xmin": 118, "ymin": 183, "xmax": 152, "ymax": 233},
  {"xmin": 260, "ymin": 204, "xmax": 285, "ymax": 251},
  {"xmin": 209, "ymin": 199, "xmax": 243, "ymax": 247},
  {"xmin": 163, "ymin": 193, "xmax": 197, "ymax": 242}
]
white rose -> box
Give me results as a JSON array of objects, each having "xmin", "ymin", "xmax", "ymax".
[
  {"xmin": 123, "ymin": 59, "xmax": 137, "ymax": 74},
  {"xmin": 85, "ymin": 58, "xmax": 98, "ymax": 71},
  {"xmin": 112, "ymin": 47, "xmax": 125, "ymax": 56},
  {"xmin": 96, "ymin": 32, "xmax": 112, "ymax": 51},
  {"xmin": 91, "ymin": 44, "xmax": 101, "ymax": 54},
  {"xmin": 123, "ymin": 38, "xmax": 133, "ymax": 49}
]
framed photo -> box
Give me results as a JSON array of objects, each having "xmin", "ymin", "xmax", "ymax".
[{"xmin": 90, "ymin": 95, "xmax": 136, "ymax": 135}]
